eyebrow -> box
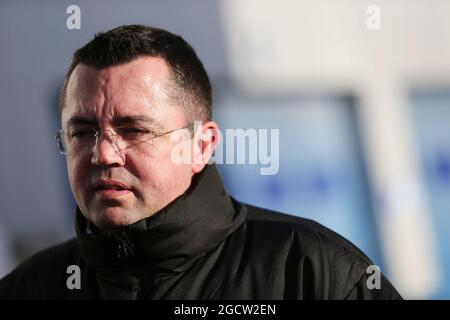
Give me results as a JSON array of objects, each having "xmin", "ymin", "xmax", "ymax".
[
  {"xmin": 66, "ymin": 115, "xmax": 163, "ymax": 130},
  {"xmin": 114, "ymin": 115, "xmax": 162, "ymax": 129},
  {"xmin": 66, "ymin": 116, "xmax": 97, "ymax": 128}
]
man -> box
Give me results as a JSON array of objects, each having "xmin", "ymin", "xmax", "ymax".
[{"xmin": 0, "ymin": 25, "xmax": 402, "ymax": 299}]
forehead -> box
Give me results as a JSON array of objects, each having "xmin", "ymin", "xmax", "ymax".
[{"xmin": 62, "ymin": 56, "xmax": 180, "ymax": 126}]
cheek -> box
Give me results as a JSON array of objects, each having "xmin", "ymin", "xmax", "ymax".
[
  {"xmin": 130, "ymin": 150, "xmax": 191, "ymax": 193},
  {"xmin": 67, "ymin": 155, "xmax": 90, "ymax": 195}
]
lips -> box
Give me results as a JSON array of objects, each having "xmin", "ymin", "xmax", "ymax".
[
  {"xmin": 93, "ymin": 179, "xmax": 132, "ymax": 199},
  {"xmin": 94, "ymin": 179, "xmax": 130, "ymax": 190}
]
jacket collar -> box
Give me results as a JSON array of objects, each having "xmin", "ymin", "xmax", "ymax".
[{"xmin": 76, "ymin": 164, "xmax": 247, "ymax": 273}]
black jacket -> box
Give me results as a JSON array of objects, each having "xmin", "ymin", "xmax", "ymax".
[{"xmin": 0, "ymin": 165, "xmax": 402, "ymax": 299}]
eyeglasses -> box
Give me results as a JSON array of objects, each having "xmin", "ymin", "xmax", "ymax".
[{"xmin": 55, "ymin": 125, "xmax": 191, "ymax": 156}]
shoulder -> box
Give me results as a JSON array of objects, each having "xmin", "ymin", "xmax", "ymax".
[
  {"xmin": 0, "ymin": 238, "xmax": 80, "ymax": 299},
  {"xmin": 243, "ymin": 203, "xmax": 372, "ymax": 264},
  {"xmin": 236, "ymin": 202, "xmax": 388, "ymax": 298}
]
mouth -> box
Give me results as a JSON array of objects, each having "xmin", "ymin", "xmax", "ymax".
[{"xmin": 93, "ymin": 180, "xmax": 133, "ymax": 200}]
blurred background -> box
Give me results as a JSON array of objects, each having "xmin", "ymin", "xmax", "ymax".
[{"xmin": 0, "ymin": 0, "xmax": 449, "ymax": 299}]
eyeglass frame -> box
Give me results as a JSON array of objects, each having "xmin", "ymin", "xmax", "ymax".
[{"xmin": 55, "ymin": 124, "xmax": 192, "ymax": 156}]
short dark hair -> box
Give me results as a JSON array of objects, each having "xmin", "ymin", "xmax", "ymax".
[{"xmin": 59, "ymin": 25, "xmax": 212, "ymax": 121}]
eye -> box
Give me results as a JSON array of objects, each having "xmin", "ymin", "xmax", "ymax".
[
  {"xmin": 121, "ymin": 127, "xmax": 147, "ymax": 133},
  {"xmin": 117, "ymin": 127, "xmax": 153, "ymax": 139},
  {"xmin": 70, "ymin": 129, "xmax": 96, "ymax": 140}
]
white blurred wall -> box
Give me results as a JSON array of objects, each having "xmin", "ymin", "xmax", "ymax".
[{"xmin": 219, "ymin": 0, "xmax": 450, "ymax": 299}]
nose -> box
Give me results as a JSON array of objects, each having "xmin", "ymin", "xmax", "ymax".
[{"xmin": 91, "ymin": 130, "xmax": 125, "ymax": 166}]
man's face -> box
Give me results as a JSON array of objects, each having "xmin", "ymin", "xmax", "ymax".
[{"xmin": 62, "ymin": 56, "xmax": 194, "ymax": 230}]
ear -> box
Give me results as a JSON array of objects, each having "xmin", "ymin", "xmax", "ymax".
[{"xmin": 191, "ymin": 120, "xmax": 221, "ymax": 174}]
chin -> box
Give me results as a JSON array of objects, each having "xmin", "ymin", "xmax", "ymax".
[{"xmin": 94, "ymin": 207, "xmax": 139, "ymax": 231}]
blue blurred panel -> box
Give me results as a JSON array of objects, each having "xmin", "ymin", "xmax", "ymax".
[
  {"xmin": 213, "ymin": 85, "xmax": 383, "ymax": 268},
  {"xmin": 411, "ymin": 90, "xmax": 450, "ymax": 299}
]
